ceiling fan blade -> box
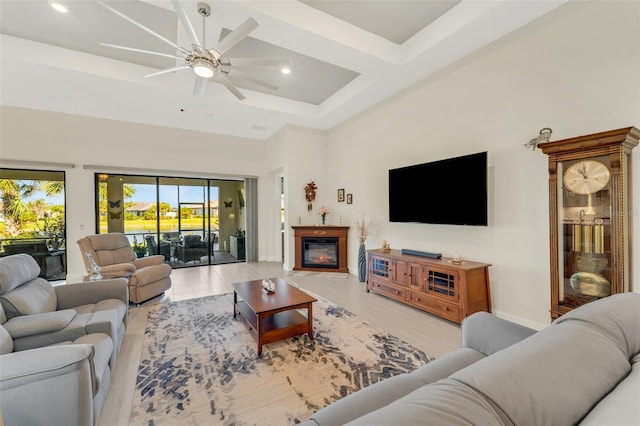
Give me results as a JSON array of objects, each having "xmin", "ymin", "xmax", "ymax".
[
  {"xmin": 216, "ymin": 74, "xmax": 245, "ymax": 100},
  {"xmin": 98, "ymin": 1, "xmax": 181, "ymax": 51},
  {"xmin": 171, "ymin": 0, "xmax": 202, "ymax": 49},
  {"xmin": 227, "ymin": 57, "xmax": 289, "ymax": 68},
  {"xmin": 229, "ymin": 70, "xmax": 278, "ymax": 91},
  {"xmin": 100, "ymin": 43, "xmax": 183, "ymax": 60},
  {"xmin": 213, "ymin": 17, "xmax": 259, "ymax": 57},
  {"xmin": 145, "ymin": 65, "xmax": 191, "ymax": 78},
  {"xmin": 193, "ymin": 77, "xmax": 207, "ymax": 96}
]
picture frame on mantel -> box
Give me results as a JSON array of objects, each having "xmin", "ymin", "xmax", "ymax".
[
  {"xmin": 346, "ymin": 193, "xmax": 353, "ymax": 204},
  {"xmin": 338, "ymin": 188, "xmax": 345, "ymax": 202}
]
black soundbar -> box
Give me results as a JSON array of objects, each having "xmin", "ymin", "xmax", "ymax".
[{"xmin": 401, "ymin": 249, "xmax": 442, "ymax": 259}]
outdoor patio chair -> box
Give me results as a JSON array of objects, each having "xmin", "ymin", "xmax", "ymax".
[
  {"xmin": 145, "ymin": 235, "xmax": 170, "ymax": 261},
  {"xmin": 176, "ymin": 235, "xmax": 208, "ymax": 264},
  {"xmin": 3, "ymin": 240, "xmax": 64, "ymax": 279}
]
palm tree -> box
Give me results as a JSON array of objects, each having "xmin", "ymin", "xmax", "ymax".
[
  {"xmin": 0, "ymin": 179, "xmax": 39, "ymax": 237},
  {"xmin": 44, "ymin": 181, "xmax": 65, "ymax": 197}
]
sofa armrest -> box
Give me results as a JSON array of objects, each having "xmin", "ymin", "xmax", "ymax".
[
  {"xmin": 133, "ymin": 255, "xmax": 165, "ymax": 268},
  {"xmin": 55, "ymin": 278, "xmax": 129, "ymax": 309},
  {"xmin": 461, "ymin": 311, "xmax": 537, "ymax": 356},
  {"xmin": 0, "ymin": 345, "xmax": 95, "ymax": 426},
  {"xmin": 3, "ymin": 310, "xmax": 76, "ymax": 338}
]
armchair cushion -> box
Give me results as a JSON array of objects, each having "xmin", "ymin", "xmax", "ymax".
[
  {"xmin": 3, "ymin": 310, "xmax": 76, "ymax": 338},
  {"xmin": 0, "ymin": 253, "xmax": 40, "ymax": 294},
  {"xmin": 0, "ymin": 277, "xmax": 57, "ymax": 319},
  {"xmin": 130, "ymin": 264, "xmax": 172, "ymax": 287},
  {"xmin": 85, "ymin": 234, "xmax": 136, "ymax": 265}
]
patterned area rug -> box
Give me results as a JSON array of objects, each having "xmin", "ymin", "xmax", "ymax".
[{"xmin": 129, "ymin": 292, "xmax": 431, "ymax": 425}]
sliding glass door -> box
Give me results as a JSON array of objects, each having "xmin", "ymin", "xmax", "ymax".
[{"xmin": 95, "ymin": 173, "xmax": 246, "ymax": 268}]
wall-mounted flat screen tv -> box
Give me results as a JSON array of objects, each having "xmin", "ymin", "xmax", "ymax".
[{"xmin": 389, "ymin": 151, "xmax": 488, "ymax": 226}]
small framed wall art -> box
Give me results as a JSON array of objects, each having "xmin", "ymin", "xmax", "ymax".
[
  {"xmin": 338, "ymin": 188, "xmax": 345, "ymax": 202},
  {"xmin": 346, "ymin": 193, "xmax": 353, "ymax": 204}
]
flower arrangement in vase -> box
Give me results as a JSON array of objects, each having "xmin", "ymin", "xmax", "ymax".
[{"xmin": 319, "ymin": 206, "xmax": 330, "ymax": 225}]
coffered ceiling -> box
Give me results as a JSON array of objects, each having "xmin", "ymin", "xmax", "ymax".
[{"xmin": 0, "ymin": 0, "xmax": 566, "ymax": 139}]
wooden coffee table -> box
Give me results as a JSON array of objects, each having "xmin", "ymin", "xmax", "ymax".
[{"xmin": 232, "ymin": 278, "xmax": 317, "ymax": 357}]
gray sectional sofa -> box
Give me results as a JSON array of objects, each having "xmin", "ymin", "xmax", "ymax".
[
  {"xmin": 302, "ymin": 292, "xmax": 640, "ymax": 425},
  {"xmin": 0, "ymin": 253, "xmax": 129, "ymax": 425}
]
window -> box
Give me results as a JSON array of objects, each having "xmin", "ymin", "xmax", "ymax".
[{"xmin": 0, "ymin": 168, "xmax": 66, "ymax": 280}]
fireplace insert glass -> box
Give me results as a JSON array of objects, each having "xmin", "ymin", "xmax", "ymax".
[{"xmin": 302, "ymin": 237, "xmax": 339, "ymax": 269}]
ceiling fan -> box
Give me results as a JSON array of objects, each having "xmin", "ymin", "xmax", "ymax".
[{"xmin": 97, "ymin": 0, "xmax": 288, "ymax": 100}]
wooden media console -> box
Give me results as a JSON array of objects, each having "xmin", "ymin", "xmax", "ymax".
[{"xmin": 367, "ymin": 249, "xmax": 492, "ymax": 324}]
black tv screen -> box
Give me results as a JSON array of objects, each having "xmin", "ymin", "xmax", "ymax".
[{"xmin": 389, "ymin": 151, "xmax": 488, "ymax": 226}]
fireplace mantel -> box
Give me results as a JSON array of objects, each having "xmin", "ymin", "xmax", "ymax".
[{"xmin": 292, "ymin": 226, "xmax": 349, "ymax": 273}]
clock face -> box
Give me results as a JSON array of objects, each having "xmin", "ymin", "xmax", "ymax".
[{"xmin": 563, "ymin": 160, "xmax": 610, "ymax": 194}]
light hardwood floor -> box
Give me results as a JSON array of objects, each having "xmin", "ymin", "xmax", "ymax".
[{"xmin": 98, "ymin": 261, "xmax": 461, "ymax": 426}]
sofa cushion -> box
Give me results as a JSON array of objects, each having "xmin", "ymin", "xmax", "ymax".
[
  {"xmin": 0, "ymin": 325, "xmax": 14, "ymax": 354},
  {"xmin": 309, "ymin": 347, "xmax": 486, "ymax": 426},
  {"xmin": 578, "ymin": 353, "xmax": 640, "ymax": 425},
  {"xmin": 11, "ymin": 313, "xmax": 93, "ymax": 351},
  {"xmin": 72, "ymin": 333, "xmax": 113, "ymax": 396},
  {"xmin": 346, "ymin": 378, "xmax": 511, "ymax": 426},
  {"xmin": 2, "ymin": 310, "xmax": 76, "ymax": 338},
  {"xmin": 0, "ymin": 254, "xmax": 41, "ymax": 294},
  {"xmin": 554, "ymin": 292, "xmax": 640, "ymax": 359},
  {"xmin": 0, "ymin": 278, "xmax": 57, "ymax": 319},
  {"xmin": 451, "ymin": 319, "xmax": 631, "ymax": 426},
  {"xmin": 0, "ymin": 344, "xmax": 95, "ymax": 426}
]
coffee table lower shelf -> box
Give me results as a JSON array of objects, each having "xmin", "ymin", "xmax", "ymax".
[{"xmin": 234, "ymin": 300, "xmax": 312, "ymax": 356}]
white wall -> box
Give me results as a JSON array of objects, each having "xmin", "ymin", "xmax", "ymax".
[
  {"xmin": 0, "ymin": 107, "xmax": 268, "ymax": 281},
  {"xmin": 320, "ymin": 1, "xmax": 640, "ymax": 328},
  {"xmin": 266, "ymin": 126, "xmax": 328, "ymax": 270}
]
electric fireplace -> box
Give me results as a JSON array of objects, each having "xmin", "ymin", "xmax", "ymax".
[
  {"xmin": 292, "ymin": 226, "xmax": 349, "ymax": 273},
  {"xmin": 302, "ymin": 237, "xmax": 338, "ymax": 269}
]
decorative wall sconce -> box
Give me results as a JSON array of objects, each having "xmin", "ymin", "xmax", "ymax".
[{"xmin": 524, "ymin": 127, "xmax": 553, "ymax": 151}]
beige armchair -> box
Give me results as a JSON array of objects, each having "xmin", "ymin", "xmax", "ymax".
[{"xmin": 77, "ymin": 233, "xmax": 172, "ymax": 304}]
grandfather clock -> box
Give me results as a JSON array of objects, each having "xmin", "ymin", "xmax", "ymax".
[{"xmin": 539, "ymin": 127, "xmax": 638, "ymax": 319}]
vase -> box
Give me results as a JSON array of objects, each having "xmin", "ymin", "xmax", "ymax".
[
  {"xmin": 358, "ymin": 242, "xmax": 366, "ymax": 282},
  {"xmin": 321, "ymin": 214, "xmax": 326, "ymax": 225}
]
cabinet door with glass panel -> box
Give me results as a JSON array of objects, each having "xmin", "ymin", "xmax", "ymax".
[{"xmin": 540, "ymin": 127, "xmax": 638, "ymax": 319}]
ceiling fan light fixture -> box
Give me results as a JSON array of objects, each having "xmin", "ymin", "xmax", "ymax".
[
  {"xmin": 192, "ymin": 59, "xmax": 214, "ymax": 78},
  {"xmin": 49, "ymin": 1, "xmax": 68, "ymax": 13}
]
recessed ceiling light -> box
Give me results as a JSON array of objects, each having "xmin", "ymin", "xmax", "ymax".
[
  {"xmin": 49, "ymin": 1, "xmax": 68, "ymax": 13},
  {"xmin": 281, "ymin": 67, "xmax": 291, "ymax": 75}
]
